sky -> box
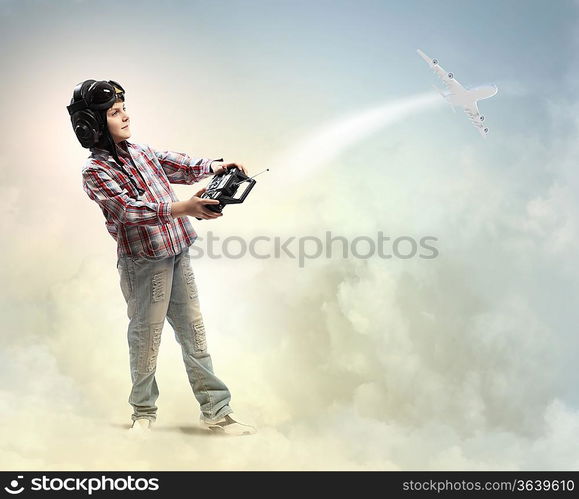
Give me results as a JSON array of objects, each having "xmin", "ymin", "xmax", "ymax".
[{"xmin": 1, "ymin": 0, "xmax": 579, "ymax": 470}]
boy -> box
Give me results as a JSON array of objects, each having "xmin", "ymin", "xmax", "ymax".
[{"xmin": 67, "ymin": 79, "xmax": 256, "ymax": 436}]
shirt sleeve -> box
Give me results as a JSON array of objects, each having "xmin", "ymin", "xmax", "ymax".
[
  {"xmin": 147, "ymin": 144, "xmax": 221, "ymax": 184},
  {"xmin": 82, "ymin": 167, "xmax": 173, "ymax": 226}
]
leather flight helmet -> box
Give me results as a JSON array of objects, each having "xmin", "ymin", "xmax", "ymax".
[
  {"xmin": 67, "ymin": 79, "xmax": 125, "ymax": 149},
  {"xmin": 67, "ymin": 80, "xmax": 144, "ymax": 194}
]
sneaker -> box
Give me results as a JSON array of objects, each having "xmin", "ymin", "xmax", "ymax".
[
  {"xmin": 128, "ymin": 418, "xmax": 152, "ymax": 437},
  {"xmin": 200, "ymin": 413, "xmax": 256, "ymax": 436}
]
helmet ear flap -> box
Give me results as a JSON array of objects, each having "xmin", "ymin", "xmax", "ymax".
[{"xmin": 71, "ymin": 109, "xmax": 102, "ymax": 148}]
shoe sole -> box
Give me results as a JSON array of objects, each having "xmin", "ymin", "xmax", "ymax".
[{"xmin": 201, "ymin": 422, "xmax": 255, "ymax": 436}]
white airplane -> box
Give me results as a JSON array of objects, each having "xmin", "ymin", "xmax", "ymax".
[{"xmin": 417, "ymin": 48, "xmax": 498, "ymax": 137}]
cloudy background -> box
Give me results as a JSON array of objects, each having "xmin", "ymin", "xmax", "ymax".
[{"xmin": 1, "ymin": 0, "xmax": 578, "ymax": 470}]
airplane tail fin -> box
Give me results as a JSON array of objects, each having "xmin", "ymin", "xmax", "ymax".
[{"xmin": 433, "ymin": 85, "xmax": 455, "ymax": 113}]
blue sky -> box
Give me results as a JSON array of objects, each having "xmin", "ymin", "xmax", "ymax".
[{"xmin": 2, "ymin": 0, "xmax": 577, "ymax": 128}]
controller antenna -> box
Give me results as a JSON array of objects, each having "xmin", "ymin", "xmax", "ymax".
[
  {"xmin": 236, "ymin": 168, "xmax": 270, "ymax": 186},
  {"xmin": 248, "ymin": 168, "xmax": 269, "ymax": 180}
]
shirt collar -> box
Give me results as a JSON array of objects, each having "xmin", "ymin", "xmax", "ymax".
[{"xmin": 90, "ymin": 140, "xmax": 134, "ymax": 161}]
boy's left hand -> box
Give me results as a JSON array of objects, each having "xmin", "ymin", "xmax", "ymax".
[{"xmin": 211, "ymin": 162, "xmax": 248, "ymax": 176}]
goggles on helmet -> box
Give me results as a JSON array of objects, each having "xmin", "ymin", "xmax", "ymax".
[{"xmin": 67, "ymin": 80, "xmax": 125, "ymax": 116}]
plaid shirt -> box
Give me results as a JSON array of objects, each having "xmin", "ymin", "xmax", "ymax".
[{"xmin": 82, "ymin": 139, "xmax": 221, "ymax": 259}]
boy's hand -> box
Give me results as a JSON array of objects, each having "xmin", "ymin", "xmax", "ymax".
[
  {"xmin": 210, "ymin": 162, "xmax": 248, "ymax": 176},
  {"xmin": 185, "ymin": 188, "xmax": 223, "ymax": 220}
]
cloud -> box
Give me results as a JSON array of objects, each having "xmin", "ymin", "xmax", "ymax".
[{"xmin": 2, "ymin": 88, "xmax": 579, "ymax": 470}]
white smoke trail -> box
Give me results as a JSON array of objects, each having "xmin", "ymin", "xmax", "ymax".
[{"xmin": 274, "ymin": 92, "xmax": 443, "ymax": 185}]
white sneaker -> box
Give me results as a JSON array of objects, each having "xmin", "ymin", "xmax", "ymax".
[
  {"xmin": 200, "ymin": 413, "xmax": 256, "ymax": 436},
  {"xmin": 128, "ymin": 418, "xmax": 152, "ymax": 437}
]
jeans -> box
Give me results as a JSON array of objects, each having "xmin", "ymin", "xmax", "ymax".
[{"xmin": 116, "ymin": 245, "xmax": 232, "ymax": 424}]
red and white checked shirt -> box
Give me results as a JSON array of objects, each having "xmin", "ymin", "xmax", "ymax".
[{"xmin": 82, "ymin": 139, "xmax": 221, "ymax": 259}]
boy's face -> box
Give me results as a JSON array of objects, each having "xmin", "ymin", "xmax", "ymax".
[{"xmin": 106, "ymin": 100, "xmax": 131, "ymax": 143}]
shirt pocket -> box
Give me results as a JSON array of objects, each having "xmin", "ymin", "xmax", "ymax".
[{"xmin": 117, "ymin": 178, "xmax": 141, "ymax": 199}]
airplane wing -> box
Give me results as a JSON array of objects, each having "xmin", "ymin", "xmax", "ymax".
[
  {"xmin": 417, "ymin": 49, "xmax": 494, "ymax": 139},
  {"xmin": 416, "ymin": 49, "xmax": 461, "ymax": 94},
  {"xmin": 463, "ymin": 101, "xmax": 489, "ymax": 137}
]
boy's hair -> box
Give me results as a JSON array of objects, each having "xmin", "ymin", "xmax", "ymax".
[{"xmin": 93, "ymin": 92, "xmax": 124, "ymax": 149}]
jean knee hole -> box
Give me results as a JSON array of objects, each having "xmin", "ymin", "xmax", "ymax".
[
  {"xmin": 151, "ymin": 271, "xmax": 167, "ymax": 303},
  {"xmin": 191, "ymin": 320, "xmax": 207, "ymax": 352},
  {"xmin": 138, "ymin": 323, "xmax": 163, "ymax": 374},
  {"xmin": 184, "ymin": 268, "xmax": 198, "ymax": 299}
]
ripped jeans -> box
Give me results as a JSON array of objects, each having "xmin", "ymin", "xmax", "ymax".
[{"xmin": 116, "ymin": 245, "xmax": 232, "ymax": 424}]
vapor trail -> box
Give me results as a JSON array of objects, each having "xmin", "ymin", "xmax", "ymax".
[{"xmin": 274, "ymin": 92, "xmax": 443, "ymax": 185}]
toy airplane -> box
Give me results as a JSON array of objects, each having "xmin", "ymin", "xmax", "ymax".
[{"xmin": 417, "ymin": 48, "xmax": 498, "ymax": 137}]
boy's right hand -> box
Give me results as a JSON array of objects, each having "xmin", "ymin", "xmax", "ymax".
[{"xmin": 186, "ymin": 188, "xmax": 223, "ymax": 219}]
